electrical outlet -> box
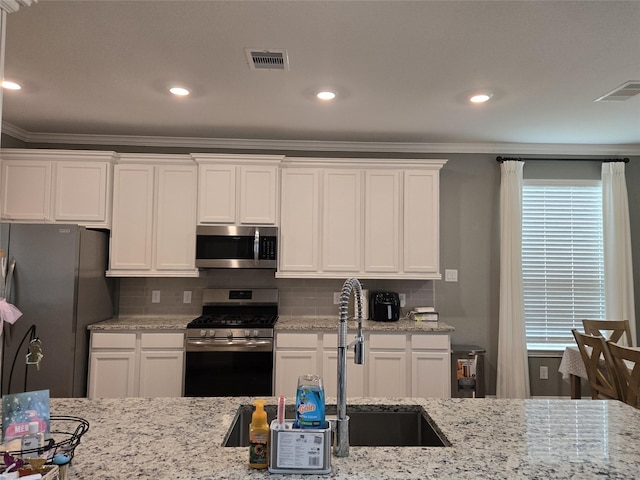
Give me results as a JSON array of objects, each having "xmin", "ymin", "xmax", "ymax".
[
  {"xmin": 151, "ymin": 290, "xmax": 161, "ymax": 303},
  {"xmin": 540, "ymin": 366, "xmax": 549, "ymax": 380},
  {"xmin": 399, "ymin": 293, "xmax": 406, "ymax": 307},
  {"xmin": 333, "ymin": 292, "xmax": 341, "ymax": 304},
  {"xmin": 445, "ymin": 269, "xmax": 458, "ymax": 282},
  {"xmin": 183, "ymin": 291, "xmax": 192, "ymax": 304}
]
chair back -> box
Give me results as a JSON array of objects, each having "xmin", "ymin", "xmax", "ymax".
[
  {"xmin": 572, "ymin": 329, "xmax": 621, "ymax": 400},
  {"xmin": 582, "ymin": 319, "xmax": 633, "ymax": 347},
  {"xmin": 607, "ymin": 341, "xmax": 640, "ymax": 408}
]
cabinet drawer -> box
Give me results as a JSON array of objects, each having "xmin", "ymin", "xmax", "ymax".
[
  {"xmin": 276, "ymin": 333, "xmax": 318, "ymax": 349},
  {"xmin": 141, "ymin": 332, "xmax": 185, "ymax": 349},
  {"xmin": 92, "ymin": 332, "xmax": 136, "ymax": 349},
  {"xmin": 368, "ymin": 334, "xmax": 406, "ymax": 350},
  {"xmin": 411, "ymin": 334, "xmax": 449, "ymax": 350}
]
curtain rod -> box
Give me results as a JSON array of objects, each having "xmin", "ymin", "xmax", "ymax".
[{"xmin": 496, "ymin": 156, "xmax": 629, "ymax": 163}]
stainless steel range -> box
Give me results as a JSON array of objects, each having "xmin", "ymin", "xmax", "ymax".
[{"xmin": 184, "ymin": 288, "xmax": 278, "ymax": 397}]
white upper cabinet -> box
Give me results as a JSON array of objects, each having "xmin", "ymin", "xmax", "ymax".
[
  {"xmin": 193, "ymin": 154, "xmax": 283, "ymax": 225},
  {"xmin": 107, "ymin": 154, "xmax": 198, "ymax": 277},
  {"xmin": 277, "ymin": 157, "xmax": 446, "ymax": 279},
  {"xmin": 0, "ymin": 149, "xmax": 114, "ymax": 228},
  {"xmin": 279, "ymin": 167, "xmax": 320, "ymax": 272},
  {"xmin": 404, "ymin": 170, "xmax": 440, "ymax": 273},
  {"xmin": 322, "ymin": 169, "xmax": 362, "ymax": 272},
  {"xmin": 365, "ymin": 170, "xmax": 401, "ymax": 273}
]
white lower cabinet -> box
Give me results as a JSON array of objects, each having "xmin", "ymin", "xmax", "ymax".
[
  {"xmin": 368, "ymin": 334, "xmax": 408, "ymax": 397},
  {"xmin": 88, "ymin": 331, "xmax": 184, "ymax": 398},
  {"xmin": 410, "ymin": 334, "xmax": 451, "ymax": 398},
  {"xmin": 274, "ymin": 333, "xmax": 319, "ymax": 399},
  {"xmin": 275, "ymin": 331, "xmax": 450, "ymax": 400},
  {"xmin": 322, "ymin": 334, "xmax": 366, "ymax": 399}
]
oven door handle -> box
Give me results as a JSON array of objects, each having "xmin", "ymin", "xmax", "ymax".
[{"xmin": 186, "ymin": 338, "xmax": 273, "ymax": 353}]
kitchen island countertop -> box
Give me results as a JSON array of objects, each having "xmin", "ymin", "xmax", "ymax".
[
  {"xmin": 88, "ymin": 315, "xmax": 454, "ymax": 333},
  {"xmin": 48, "ymin": 396, "xmax": 639, "ymax": 479}
]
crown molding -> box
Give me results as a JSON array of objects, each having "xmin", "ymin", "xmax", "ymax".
[{"xmin": 2, "ymin": 122, "xmax": 639, "ymax": 157}]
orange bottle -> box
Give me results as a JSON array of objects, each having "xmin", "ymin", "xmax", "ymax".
[{"xmin": 249, "ymin": 399, "xmax": 269, "ymax": 469}]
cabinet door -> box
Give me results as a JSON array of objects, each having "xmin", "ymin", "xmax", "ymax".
[
  {"xmin": 365, "ymin": 170, "xmax": 400, "ymax": 272},
  {"xmin": 198, "ymin": 164, "xmax": 236, "ymax": 223},
  {"xmin": 368, "ymin": 351, "xmax": 407, "ymax": 397},
  {"xmin": 88, "ymin": 351, "xmax": 137, "ymax": 398},
  {"xmin": 240, "ymin": 165, "xmax": 278, "ymax": 224},
  {"xmin": 0, "ymin": 160, "xmax": 51, "ymax": 222},
  {"xmin": 404, "ymin": 170, "xmax": 439, "ymax": 273},
  {"xmin": 274, "ymin": 351, "xmax": 318, "ymax": 399},
  {"xmin": 139, "ymin": 350, "xmax": 184, "ymax": 397},
  {"xmin": 279, "ymin": 168, "xmax": 320, "ymax": 272},
  {"xmin": 110, "ymin": 164, "xmax": 154, "ymax": 270},
  {"xmin": 155, "ymin": 165, "xmax": 197, "ymax": 271},
  {"xmin": 411, "ymin": 352, "xmax": 450, "ymax": 399},
  {"xmin": 54, "ymin": 161, "xmax": 109, "ymax": 224},
  {"xmin": 322, "ymin": 169, "xmax": 362, "ymax": 272},
  {"xmin": 322, "ymin": 350, "xmax": 366, "ymax": 398}
]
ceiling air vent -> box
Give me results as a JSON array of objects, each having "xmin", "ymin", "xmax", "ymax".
[
  {"xmin": 245, "ymin": 48, "xmax": 289, "ymax": 71},
  {"xmin": 594, "ymin": 81, "xmax": 640, "ymax": 102}
]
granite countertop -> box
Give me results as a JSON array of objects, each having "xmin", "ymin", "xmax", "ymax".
[
  {"xmin": 48, "ymin": 396, "xmax": 640, "ymax": 479},
  {"xmin": 88, "ymin": 315, "xmax": 454, "ymax": 333},
  {"xmin": 276, "ymin": 315, "xmax": 455, "ymax": 332}
]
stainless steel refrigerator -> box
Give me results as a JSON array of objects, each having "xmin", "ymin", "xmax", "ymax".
[{"xmin": 0, "ymin": 223, "xmax": 114, "ymax": 397}]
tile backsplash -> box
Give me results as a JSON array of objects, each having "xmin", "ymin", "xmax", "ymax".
[{"xmin": 117, "ymin": 270, "xmax": 435, "ymax": 317}]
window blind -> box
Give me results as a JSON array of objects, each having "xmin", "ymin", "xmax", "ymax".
[{"xmin": 522, "ymin": 181, "xmax": 605, "ymax": 351}]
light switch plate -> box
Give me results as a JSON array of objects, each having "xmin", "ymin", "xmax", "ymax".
[
  {"xmin": 445, "ymin": 269, "xmax": 458, "ymax": 282},
  {"xmin": 151, "ymin": 290, "xmax": 161, "ymax": 303},
  {"xmin": 540, "ymin": 366, "xmax": 549, "ymax": 380},
  {"xmin": 399, "ymin": 293, "xmax": 406, "ymax": 307},
  {"xmin": 333, "ymin": 292, "xmax": 340, "ymax": 304},
  {"xmin": 183, "ymin": 291, "xmax": 192, "ymax": 304}
]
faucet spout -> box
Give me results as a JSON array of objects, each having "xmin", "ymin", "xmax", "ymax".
[{"xmin": 335, "ymin": 277, "xmax": 365, "ymax": 458}]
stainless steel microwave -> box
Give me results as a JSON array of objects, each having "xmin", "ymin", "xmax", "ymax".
[{"xmin": 195, "ymin": 225, "xmax": 277, "ymax": 269}]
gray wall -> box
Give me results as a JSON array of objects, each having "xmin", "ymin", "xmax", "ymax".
[{"xmin": 4, "ymin": 137, "xmax": 639, "ymax": 397}]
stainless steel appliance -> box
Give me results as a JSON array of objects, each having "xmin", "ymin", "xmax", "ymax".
[
  {"xmin": 195, "ymin": 225, "xmax": 277, "ymax": 269},
  {"xmin": 0, "ymin": 223, "xmax": 114, "ymax": 397},
  {"xmin": 184, "ymin": 288, "xmax": 278, "ymax": 396},
  {"xmin": 369, "ymin": 291, "xmax": 401, "ymax": 321}
]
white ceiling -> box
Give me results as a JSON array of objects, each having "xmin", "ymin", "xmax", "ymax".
[{"xmin": 2, "ymin": 0, "xmax": 640, "ymax": 153}]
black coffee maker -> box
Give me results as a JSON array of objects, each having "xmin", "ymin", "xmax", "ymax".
[{"xmin": 369, "ymin": 292, "xmax": 401, "ymax": 321}]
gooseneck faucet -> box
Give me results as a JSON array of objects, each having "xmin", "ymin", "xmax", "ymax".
[{"xmin": 335, "ymin": 277, "xmax": 365, "ymax": 458}]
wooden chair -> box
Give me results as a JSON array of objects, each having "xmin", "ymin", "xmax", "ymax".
[
  {"xmin": 571, "ymin": 329, "xmax": 621, "ymax": 400},
  {"xmin": 607, "ymin": 341, "xmax": 640, "ymax": 408},
  {"xmin": 582, "ymin": 319, "xmax": 633, "ymax": 347}
]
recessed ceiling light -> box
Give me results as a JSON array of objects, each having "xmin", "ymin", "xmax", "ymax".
[
  {"xmin": 2, "ymin": 80, "xmax": 21, "ymax": 90},
  {"xmin": 316, "ymin": 91, "xmax": 336, "ymax": 101},
  {"xmin": 169, "ymin": 86, "xmax": 190, "ymax": 96},
  {"xmin": 469, "ymin": 93, "xmax": 492, "ymax": 103}
]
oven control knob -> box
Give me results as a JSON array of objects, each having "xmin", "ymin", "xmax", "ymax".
[
  {"xmin": 244, "ymin": 330, "xmax": 251, "ymax": 338},
  {"xmin": 253, "ymin": 330, "xmax": 259, "ymax": 338},
  {"xmin": 226, "ymin": 330, "xmax": 233, "ymax": 339},
  {"xmin": 200, "ymin": 329, "xmax": 207, "ymax": 337},
  {"xmin": 208, "ymin": 330, "xmax": 216, "ymax": 338}
]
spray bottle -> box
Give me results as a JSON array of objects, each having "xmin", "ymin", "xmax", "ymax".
[{"xmin": 249, "ymin": 399, "xmax": 269, "ymax": 469}]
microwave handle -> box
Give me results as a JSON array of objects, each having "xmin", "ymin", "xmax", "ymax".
[{"xmin": 254, "ymin": 229, "xmax": 260, "ymax": 265}]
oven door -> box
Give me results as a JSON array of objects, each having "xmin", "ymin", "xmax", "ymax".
[{"xmin": 184, "ymin": 338, "xmax": 274, "ymax": 397}]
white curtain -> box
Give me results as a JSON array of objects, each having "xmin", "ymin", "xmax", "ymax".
[
  {"xmin": 497, "ymin": 161, "xmax": 530, "ymax": 399},
  {"xmin": 602, "ymin": 162, "xmax": 636, "ymax": 344}
]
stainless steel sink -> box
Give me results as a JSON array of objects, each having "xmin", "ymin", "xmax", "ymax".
[{"xmin": 223, "ymin": 404, "xmax": 451, "ymax": 447}]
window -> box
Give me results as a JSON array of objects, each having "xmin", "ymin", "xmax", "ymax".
[{"xmin": 522, "ymin": 180, "xmax": 605, "ymax": 351}]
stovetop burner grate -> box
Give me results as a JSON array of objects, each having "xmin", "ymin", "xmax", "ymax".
[{"xmin": 187, "ymin": 313, "xmax": 278, "ymax": 329}]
